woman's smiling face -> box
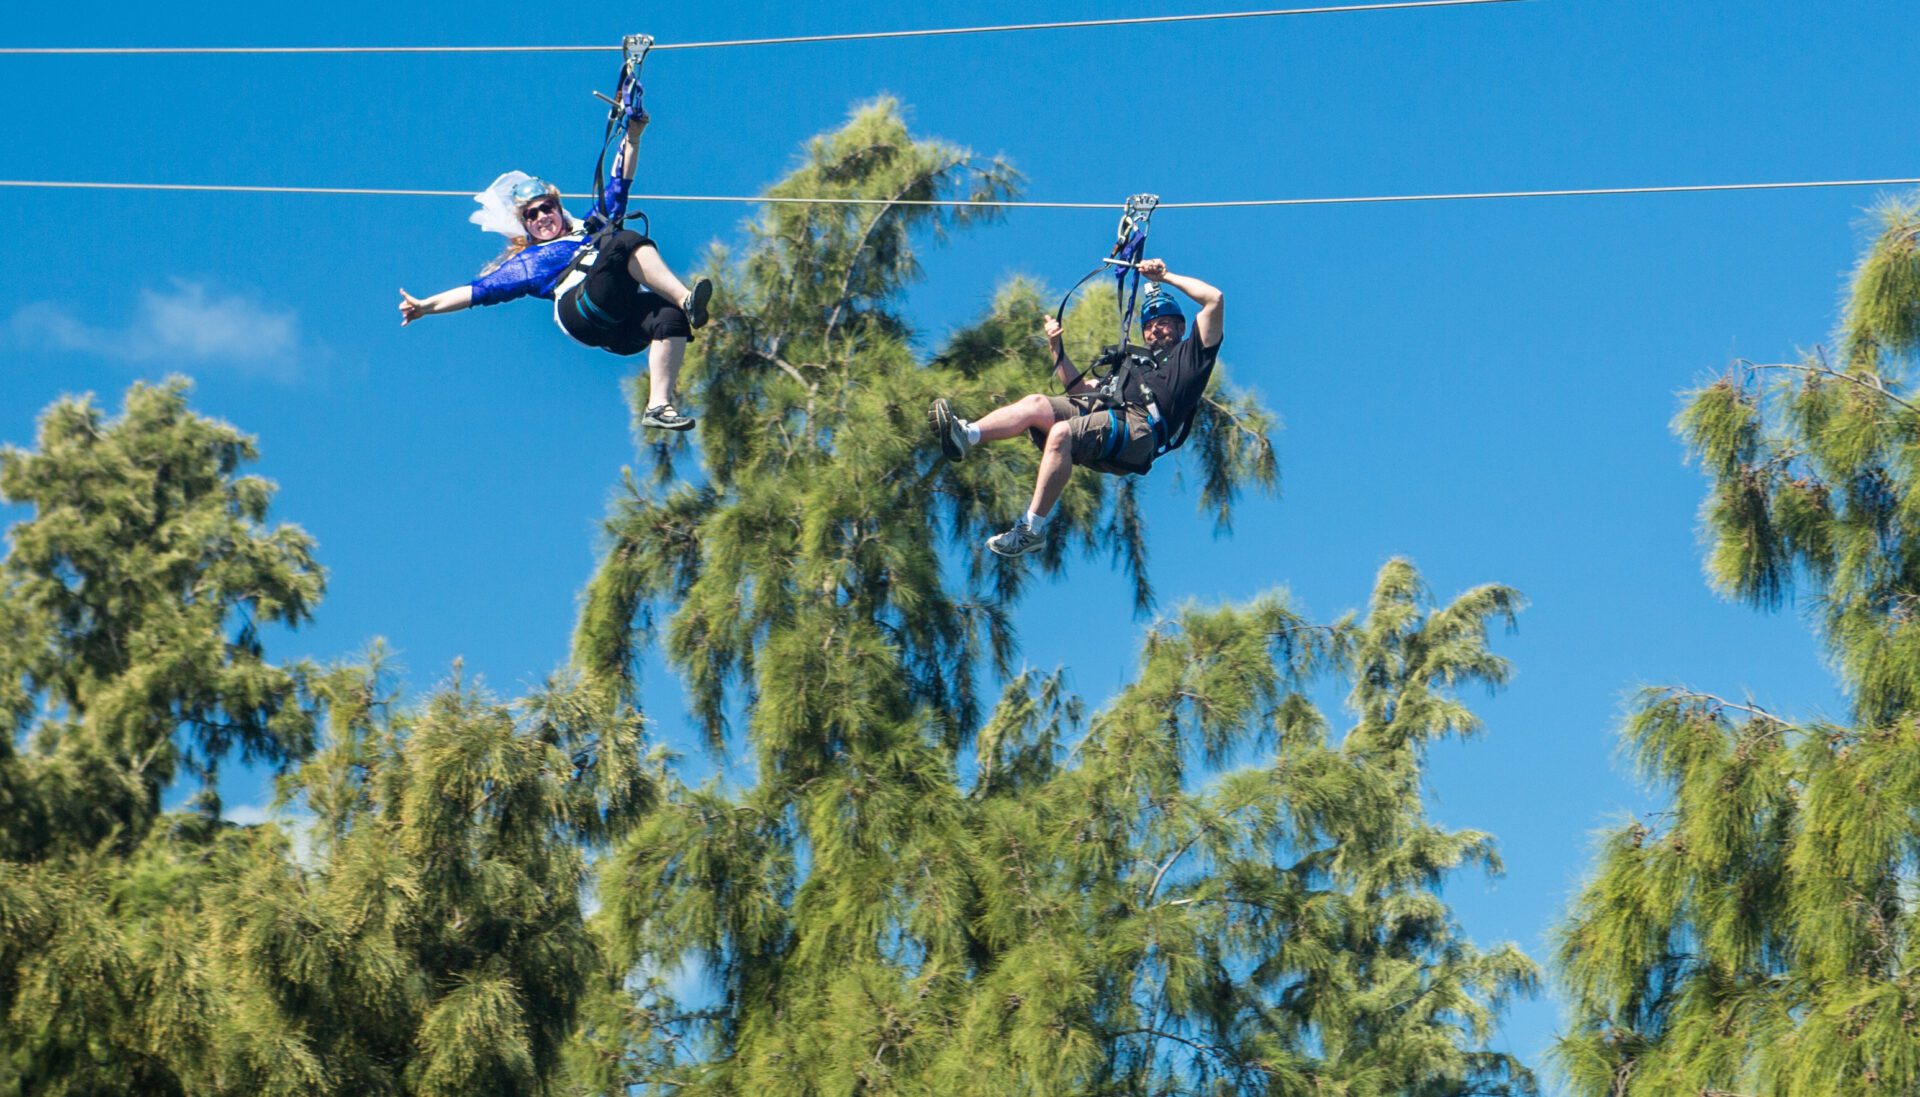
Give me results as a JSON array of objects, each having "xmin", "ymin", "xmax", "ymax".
[{"xmin": 521, "ymin": 196, "xmax": 566, "ymax": 242}]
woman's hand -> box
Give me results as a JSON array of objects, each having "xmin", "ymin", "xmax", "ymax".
[
  {"xmin": 398, "ymin": 289, "xmax": 428, "ymax": 326},
  {"xmin": 1137, "ymin": 257, "xmax": 1168, "ymax": 282},
  {"xmin": 625, "ymin": 109, "xmax": 650, "ymax": 135},
  {"xmin": 1042, "ymin": 315, "xmax": 1064, "ymax": 342}
]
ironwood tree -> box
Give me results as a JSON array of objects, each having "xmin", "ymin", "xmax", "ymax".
[
  {"xmin": 574, "ymin": 100, "xmax": 1531, "ymax": 1097},
  {"xmin": 1553, "ymin": 197, "xmax": 1920, "ymax": 1096},
  {"xmin": 0, "ymin": 383, "xmax": 651, "ymax": 1096}
]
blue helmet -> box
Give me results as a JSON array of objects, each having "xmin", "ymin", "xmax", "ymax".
[
  {"xmin": 509, "ymin": 176, "xmax": 558, "ymax": 211},
  {"xmin": 1139, "ymin": 291, "xmax": 1184, "ymax": 326}
]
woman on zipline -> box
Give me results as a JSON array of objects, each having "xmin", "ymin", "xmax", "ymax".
[{"xmin": 397, "ymin": 80, "xmax": 712, "ymax": 432}]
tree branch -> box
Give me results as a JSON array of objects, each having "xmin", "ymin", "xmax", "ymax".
[
  {"xmin": 1651, "ymin": 686, "xmax": 1791, "ymax": 727},
  {"xmin": 1740, "ymin": 358, "xmax": 1920, "ymax": 415},
  {"xmin": 1203, "ymin": 394, "xmax": 1274, "ymax": 451},
  {"xmin": 1105, "ymin": 1026, "xmax": 1263, "ymax": 1074},
  {"xmin": 823, "ymin": 156, "xmax": 970, "ymax": 355},
  {"xmin": 1144, "ymin": 829, "xmax": 1208, "ymax": 905},
  {"xmin": 748, "ymin": 348, "xmax": 819, "ymax": 395}
]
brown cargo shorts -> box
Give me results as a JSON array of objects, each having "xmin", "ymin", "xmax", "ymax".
[{"xmin": 1032, "ymin": 394, "xmax": 1157, "ymax": 474}]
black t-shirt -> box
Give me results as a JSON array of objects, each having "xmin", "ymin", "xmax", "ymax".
[{"xmin": 1122, "ymin": 330, "xmax": 1220, "ymax": 427}]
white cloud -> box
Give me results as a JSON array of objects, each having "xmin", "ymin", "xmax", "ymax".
[
  {"xmin": 224, "ymin": 802, "xmax": 275, "ymax": 826},
  {"xmin": 11, "ymin": 279, "xmax": 301, "ymax": 378},
  {"xmin": 224, "ymin": 801, "xmax": 321, "ymax": 865}
]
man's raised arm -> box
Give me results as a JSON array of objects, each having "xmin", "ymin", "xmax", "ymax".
[{"xmin": 1143, "ymin": 260, "xmax": 1223, "ymax": 348}]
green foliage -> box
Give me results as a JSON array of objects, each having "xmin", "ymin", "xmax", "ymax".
[
  {"xmin": 1554, "ymin": 194, "xmax": 1920, "ymax": 1095},
  {"xmin": 0, "ymin": 381, "xmax": 656, "ymax": 1095},
  {"xmin": 0, "ymin": 378, "xmax": 321, "ymax": 857},
  {"xmin": 0, "ymin": 659, "xmax": 656, "ymax": 1097},
  {"xmin": 1844, "ymin": 198, "xmax": 1920, "ymax": 365},
  {"xmin": 593, "ymin": 561, "xmax": 1536, "ymax": 1095},
  {"xmin": 568, "ymin": 98, "xmax": 1522, "ymax": 1097}
]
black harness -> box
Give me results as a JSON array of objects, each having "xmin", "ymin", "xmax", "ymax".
[{"xmin": 1073, "ymin": 343, "xmax": 1199, "ymax": 476}]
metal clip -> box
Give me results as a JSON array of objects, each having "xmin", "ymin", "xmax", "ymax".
[
  {"xmin": 623, "ymin": 33, "xmax": 655, "ymax": 72},
  {"xmin": 1118, "ymin": 192, "xmax": 1160, "ymax": 239}
]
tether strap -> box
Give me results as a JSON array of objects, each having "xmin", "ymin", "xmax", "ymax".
[
  {"xmin": 591, "ymin": 66, "xmax": 630, "ymax": 231},
  {"xmin": 1112, "ymin": 229, "xmax": 1148, "ymax": 345},
  {"xmin": 1053, "ymin": 261, "xmax": 1108, "ymax": 324},
  {"xmin": 589, "ymin": 45, "xmax": 651, "ymax": 238}
]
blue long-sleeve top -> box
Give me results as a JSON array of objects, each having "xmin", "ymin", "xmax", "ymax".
[{"xmin": 467, "ymin": 150, "xmax": 634, "ymax": 308}]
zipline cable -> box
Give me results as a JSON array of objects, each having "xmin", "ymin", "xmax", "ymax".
[
  {"xmin": 3, "ymin": 176, "xmax": 1918, "ymax": 209},
  {"xmin": 0, "ymin": 0, "xmax": 1526, "ymax": 55}
]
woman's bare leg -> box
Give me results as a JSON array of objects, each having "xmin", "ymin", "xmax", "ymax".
[
  {"xmin": 627, "ymin": 244, "xmax": 692, "ymax": 303},
  {"xmin": 647, "ymin": 336, "xmax": 686, "ymax": 408}
]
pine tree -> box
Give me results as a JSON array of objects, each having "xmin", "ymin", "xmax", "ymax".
[
  {"xmin": 591, "ymin": 562, "xmax": 1536, "ymax": 1095},
  {"xmin": 161, "ymin": 661, "xmax": 656, "ymax": 1097},
  {"xmin": 1553, "ymin": 197, "xmax": 1920, "ymax": 1095},
  {"xmin": 0, "ymin": 378, "xmax": 321, "ymax": 858},
  {"xmin": 0, "ymin": 382, "xmax": 652, "ymax": 1096},
  {"xmin": 0, "ymin": 379, "xmax": 321, "ymax": 1096},
  {"xmin": 570, "ymin": 99, "xmax": 1279, "ymax": 727},
  {"xmin": 574, "ymin": 101, "xmax": 1529, "ymax": 1095}
]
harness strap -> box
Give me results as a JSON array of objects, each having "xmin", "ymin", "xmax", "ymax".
[
  {"xmin": 573, "ymin": 285, "xmax": 620, "ymax": 328},
  {"xmin": 1100, "ymin": 408, "xmax": 1126, "ymax": 460},
  {"xmin": 1098, "ymin": 346, "xmax": 1182, "ymax": 460}
]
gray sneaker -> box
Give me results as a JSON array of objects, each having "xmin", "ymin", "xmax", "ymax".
[
  {"xmin": 986, "ymin": 520, "xmax": 1045, "ymax": 557},
  {"xmin": 928, "ymin": 398, "xmax": 971, "ymax": 461},
  {"xmin": 643, "ymin": 403, "xmax": 695, "ymax": 431}
]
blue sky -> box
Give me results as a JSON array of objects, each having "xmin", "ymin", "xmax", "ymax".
[{"xmin": 4, "ymin": 0, "xmax": 1917, "ymax": 1085}]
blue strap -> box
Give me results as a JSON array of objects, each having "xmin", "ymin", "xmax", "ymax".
[
  {"xmin": 1105, "ymin": 411, "xmax": 1128, "ymax": 463},
  {"xmin": 574, "ymin": 288, "xmax": 619, "ymax": 328},
  {"xmin": 1113, "ymin": 230, "xmax": 1148, "ymax": 345}
]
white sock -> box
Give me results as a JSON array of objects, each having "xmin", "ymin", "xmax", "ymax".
[
  {"xmin": 1024, "ymin": 509, "xmax": 1048, "ymax": 531},
  {"xmin": 963, "ymin": 422, "xmax": 982, "ymax": 445}
]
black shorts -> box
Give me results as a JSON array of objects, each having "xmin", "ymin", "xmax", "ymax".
[{"xmin": 555, "ymin": 229, "xmax": 694, "ymax": 355}]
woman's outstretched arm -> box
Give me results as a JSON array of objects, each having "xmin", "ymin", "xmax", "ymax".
[{"xmin": 398, "ymin": 285, "xmax": 473, "ymax": 326}]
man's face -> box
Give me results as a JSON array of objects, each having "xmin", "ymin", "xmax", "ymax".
[{"xmin": 1143, "ymin": 314, "xmax": 1184, "ymax": 350}]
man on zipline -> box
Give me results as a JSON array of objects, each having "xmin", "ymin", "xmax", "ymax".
[{"xmin": 930, "ymin": 257, "xmax": 1224, "ymax": 556}]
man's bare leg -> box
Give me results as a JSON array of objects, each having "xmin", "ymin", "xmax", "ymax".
[
  {"xmin": 986, "ymin": 417, "xmax": 1075, "ymax": 558},
  {"xmin": 968, "ymin": 394, "xmax": 1057, "ymax": 443},
  {"xmin": 1029, "ymin": 421, "xmax": 1074, "ymax": 517}
]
